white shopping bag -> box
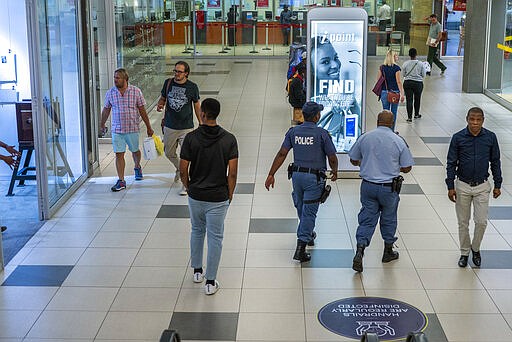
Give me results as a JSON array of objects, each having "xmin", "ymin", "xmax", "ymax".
[{"xmin": 143, "ymin": 137, "xmax": 157, "ymax": 160}]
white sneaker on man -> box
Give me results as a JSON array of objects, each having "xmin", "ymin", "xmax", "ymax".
[
  {"xmin": 174, "ymin": 173, "xmax": 181, "ymax": 183},
  {"xmin": 193, "ymin": 272, "xmax": 204, "ymax": 283},
  {"xmin": 205, "ymin": 280, "xmax": 220, "ymax": 295},
  {"xmin": 179, "ymin": 185, "xmax": 188, "ymax": 196}
]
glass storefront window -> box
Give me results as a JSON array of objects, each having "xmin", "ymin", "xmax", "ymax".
[
  {"xmin": 33, "ymin": 0, "xmax": 88, "ymax": 210},
  {"xmin": 114, "ymin": 0, "xmax": 167, "ymax": 104},
  {"xmin": 486, "ymin": 0, "xmax": 512, "ymax": 107}
]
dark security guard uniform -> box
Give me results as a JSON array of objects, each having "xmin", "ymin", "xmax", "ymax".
[{"xmin": 281, "ymin": 103, "xmax": 336, "ymax": 255}]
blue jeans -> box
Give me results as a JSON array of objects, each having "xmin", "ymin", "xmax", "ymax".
[
  {"xmin": 380, "ymin": 90, "xmax": 399, "ymax": 130},
  {"xmin": 356, "ymin": 181, "xmax": 399, "ymax": 247},
  {"xmin": 188, "ymin": 197, "xmax": 230, "ymax": 280},
  {"xmin": 291, "ymin": 172, "xmax": 324, "ymax": 243}
]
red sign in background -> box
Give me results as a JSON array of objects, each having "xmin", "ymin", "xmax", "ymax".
[
  {"xmin": 257, "ymin": 0, "xmax": 269, "ymax": 7},
  {"xmin": 352, "ymin": 0, "xmax": 365, "ymax": 6},
  {"xmin": 453, "ymin": 0, "xmax": 466, "ymax": 11},
  {"xmin": 196, "ymin": 11, "xmax": 205, "ymax": 29}
]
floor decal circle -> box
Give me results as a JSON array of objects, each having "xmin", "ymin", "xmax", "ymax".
[{"xmin": 318, "ymin": 297, "xmax": 428, "ymax": 341}]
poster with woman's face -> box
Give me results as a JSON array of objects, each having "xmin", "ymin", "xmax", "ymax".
[{"xmin": 310, "ymin": 20, "xmax": 364, "ymax": 153}]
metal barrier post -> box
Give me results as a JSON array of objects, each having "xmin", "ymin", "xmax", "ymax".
[
  {"xmin": 224, "ymin": 25, "xmax": 231, "ymax": 50},
  {"xmin": 262, "ymin": 23, "xmax": 271, "ymax": 50},
  {"xmin": 250, "ymin": 23, "xmax": 258, "ymax": 53},
  {"xmin": 187, "ymin": 25, "xmax": 194, "ymax": 51},
  {"xmin": 219, "ymin": 25, "xmax": 228, "ymax": 53},
  {"xmin": 289, "ymin": 25, "xmax": 293, "ymax": 45},
  {"xmin": 141, "ymin": 26, "xmax": 146, "ymax": 51},
  {"xmin": 182, "ymin": 25, "xmax": 189, "ymax": 53},
  {"xmin": 150, "ymin": 26, "xmax": 157, "ymax": 54}
]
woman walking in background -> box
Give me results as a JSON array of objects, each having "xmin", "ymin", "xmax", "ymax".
[
  {"xmin": 377, "ymin": 49, "xmax": 404, "ymax": 131},
  {"xmin": 402, "ymin": 48, "xmax": 426, "ymax": 123}
]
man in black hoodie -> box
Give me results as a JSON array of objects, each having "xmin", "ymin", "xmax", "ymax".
[{"xmin": 180, "ymin": 98, "xmax": 238, "ymax": 295}]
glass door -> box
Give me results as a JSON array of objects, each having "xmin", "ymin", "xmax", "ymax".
[{"xmin": 27, "ymin": 0, "xmax": 88, "ymax": 217}]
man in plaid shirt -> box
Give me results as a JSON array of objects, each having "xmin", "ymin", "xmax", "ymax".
[{"xmin": 100, "ymin": 68, "xmax": 154, "ymax": 191}]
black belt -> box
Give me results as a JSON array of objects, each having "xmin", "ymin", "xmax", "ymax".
[
  {"xmin": 363, "ymin": 179, "xmax": 393, "ymax": 187},
  {"xmin": 459, "ymin": 178, "xmax": 487, "ymax": 187},
  {"xmin": 291, "ymin": 166, "xmax": 325, "ymax": 177}
]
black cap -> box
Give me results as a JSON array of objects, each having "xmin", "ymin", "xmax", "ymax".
[{"xmin": 302, "ymin": 101, "xmax": 324, "ymax": 118}]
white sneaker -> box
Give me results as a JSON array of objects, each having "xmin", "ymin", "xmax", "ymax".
[
  {"xmin": 179, "ymin": 185, "xmax": 188, "ymax": 196},
  {"xmin": 174, "ymin": 173, "xmax": 181, "ymax": 183},
  {"xmin": 193, "ymin": 272, "xmax": 204, "ymax": 283},
  {"xmin": 205, "ymin": 280, "xmax": 220, "ymax": 295}
]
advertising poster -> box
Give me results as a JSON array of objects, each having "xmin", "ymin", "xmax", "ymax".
[
  {"xmin": 309, "ymin": 20, "xmax": 364, "ymax": 152},
  {"xmin": 208, "ymin": 0, "xmax": 221, "ymax": 7},
  {"xmin": 257, "ymin": 0, "xmax": 269, "ymax": 7},
  {"xmin": 453, "ymin": 0, "xmax": 466, "ymax": 11}
]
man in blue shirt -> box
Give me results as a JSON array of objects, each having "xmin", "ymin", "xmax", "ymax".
[
  {"xmin": 265, "ymin": 102, "xmax": 338, "ymax": 262},
  {"xmin": 349, "ymin": 111, "xmax": 414, "ymax": 272},
  {"xmin": 446, "ymin": 107, "xmax": 502, "ymax": 268}
]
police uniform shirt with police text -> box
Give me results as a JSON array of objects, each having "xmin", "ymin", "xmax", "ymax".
[{"xmin": 282, "ymin": 122, "xmax": 336, "ymax": 171}]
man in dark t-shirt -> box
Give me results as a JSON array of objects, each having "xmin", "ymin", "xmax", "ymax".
[
  {"xmin": 180, "ymin": 98, "xmax": 238, "ymax": 296},
  {"xmin": 157, "ymin": 61, "xmax": 201, "ymax": 195}
]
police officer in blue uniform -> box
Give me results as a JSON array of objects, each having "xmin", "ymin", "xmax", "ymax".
[
  {"xmin": 348, "ymin": 110, "xmax": 414, "ymax": 272},
  {"xmin": 265, "ymin": 102, "xmax": 338, "ymax": 262}
]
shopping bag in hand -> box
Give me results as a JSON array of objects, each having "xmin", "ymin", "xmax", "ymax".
[
  {"xmin": 152, "ymin": 135, "xmax": 164, "ymax": 156},
  {"xmin": 143, "ymin": 137, "xmax": 158, "ymax": 160}
]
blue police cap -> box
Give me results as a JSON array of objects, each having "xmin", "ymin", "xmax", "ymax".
[{"xmin": 302, "ymin": 101, "xmax": 324, "ymax": 118}]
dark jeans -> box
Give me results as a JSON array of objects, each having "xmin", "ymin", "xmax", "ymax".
[
  {"xmin": 282, "ymin": 28, "xmax": 290, "ymax": 45},
  {"xmin": 403, "ymin": 80, "xmax": 424, "ymax": 119},
  {"xmin": 427, "ymin": 46, "xmax": 446, "ymax": 72}
]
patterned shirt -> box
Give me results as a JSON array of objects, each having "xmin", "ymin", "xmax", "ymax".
[{"xmin": 104, "ymin": 85, "xmax": 146, "ymax": 133}]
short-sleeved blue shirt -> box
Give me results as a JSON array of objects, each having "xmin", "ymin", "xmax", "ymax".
[
  {"xmin": 381, "ymin": 64, "xmax": 401, "ymax": 92},
  {"xmin": 282, "ymin": 122, "xmax": 336, "ymax": 171},
  {"xmin": 349, "ymin": 126, "xmax": 414, "ymax": 183}
]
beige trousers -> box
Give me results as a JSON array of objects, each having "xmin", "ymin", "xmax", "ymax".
[
  {"xmin": 455, "ymin": 179, "xmax": 491, "ymax": 256},
  {"xmin": 163, "ymin": 126, "xmax": 193, "ymax": 175}
]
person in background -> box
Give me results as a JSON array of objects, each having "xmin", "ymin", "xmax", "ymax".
[
  {"xmin": 377, "ymin": 0, "xmax": 391, "ymax": 46},
  {"xmin": 0, "ymin": 140, "xmax": 20, "ymax": 169},
  {"xmin": 280, "ymin": 5, "xmax": 292, "ymax": 46},
  {"xmin": 157, "ymin": 61, "xmax": 201, "ymax": 196},
  {"xmin": 377, "ymin": 49, "xmax": 404, "ymax": 131},
  {"xmin": 180, "ymin": 98, "xmax": 238, "ymax": 295},
  {"xmin": 0, "ymin": 140, "xmax": 20, "ymax": 233},
  {"xmin": 288, "ymin": 64, "xmax": 306, "ymax": 125},
  {"xmin": 426, "ymin": 14, "xmax": 447, "ymax": 76},
  {"xmin": 349, "ymin": 111, "xmax": 414, "ymax": 273},
  {"xmin": 100, "ymin": 68, "xmax": 154, "ymax": 192},
  {"xmin": 446, "ymin": 107, "xmax": 502, "ymax": 268},
  {"xmin": 402, "ymin": 48, "xmax": 426, "ymax": 123},
  {"xmin": 265, "ymin": 102, "xmax": 338, "ymax": 263}
]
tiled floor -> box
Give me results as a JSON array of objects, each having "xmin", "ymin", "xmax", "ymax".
[{"xmin": 2, "ymin": 57, "xmax": 512, "ymax": 341}]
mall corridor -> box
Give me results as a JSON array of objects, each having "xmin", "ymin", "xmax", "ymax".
[{"xmin": 1, "ymin": 57, "xmax": 512, "ymax": 341}]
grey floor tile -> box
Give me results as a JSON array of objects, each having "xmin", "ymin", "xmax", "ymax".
[
  {"xmin": 157, "ymin": 205, "xmax": 190, "ymax": 218},
  {"xmin": 235, "ymin": 183, "xmax": 255, "ymax": 194},
  {"xmin": 302, "ymin": 249, "xmax": 354, "ymax": 268},
  {"xmin": 413, "ymin": 157, "xmax": 443, "ymax": 166},
  {"xmin": 249, "ymin": 218, "xmax": 298, "ymax": 233},
  {"xmin": 420, "ymin": 137, "xmax": 452, "ymax": 144},
  {"xmin": 477, "ymin": 250, "xmax": 512, "ymax": 269},
  {"xmin": 400, "ymin": 184, "xmax": 424, "ymax": 195},
  {"xmin": 423, "ymin": 313, "xmax": 449, "ymax": 342},
  {"xmin": 169, "ymin": 312, "xmax": 238, "ymax": 340},
  {"xmin": 489, "ymin": 206, "xmax": 512, "ymax": 220},
  {"xmin": 1, "ymin": 265, "xmax": 74, "ymax": 287},
  {"xmin": 199, "ymin": 90, "xmax": 220, "ymax": 95}
]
